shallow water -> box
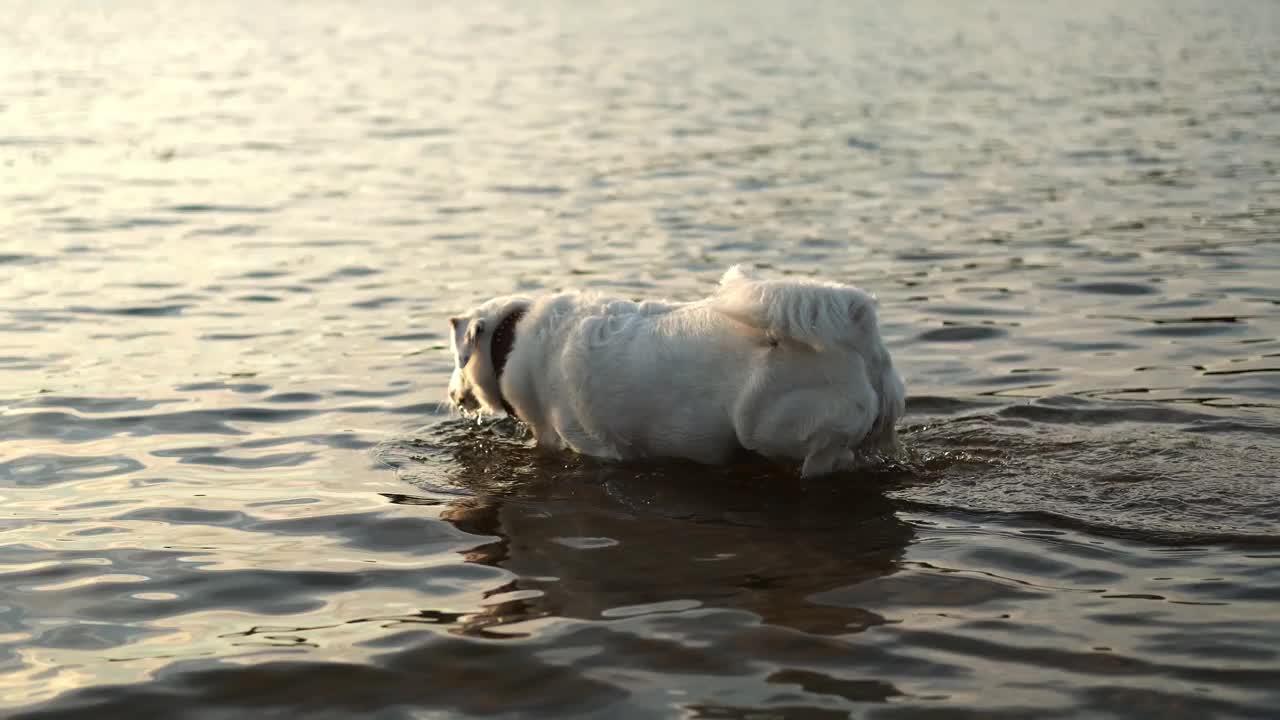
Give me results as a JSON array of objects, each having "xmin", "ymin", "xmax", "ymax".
[{"xmin": 4, "ymin": 0, "xmax": 1280, "ymax": 717}]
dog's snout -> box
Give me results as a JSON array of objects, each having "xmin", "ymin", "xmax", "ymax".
[{"xmin": 450, "ymin": 387, "xmax": 479, "ymax": 412}]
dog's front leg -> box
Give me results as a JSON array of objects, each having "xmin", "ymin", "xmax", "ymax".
[
  {"xmin": 529, "ymin": 428, "xmax": 559, "ymax": 450},
  {"xmin": 527, "ymin": 423, "xmax": 568, "ymax": 452}
]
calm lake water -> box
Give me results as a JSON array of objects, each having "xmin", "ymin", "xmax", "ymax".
[{"xmin": 4, "ymin": 1, "xmax": 1280, "ymax": 717}]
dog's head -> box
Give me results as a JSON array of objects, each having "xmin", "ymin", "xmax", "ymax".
[{"xmin": 447, "ymin": 295, "xmax": 532, "ymax": 416}]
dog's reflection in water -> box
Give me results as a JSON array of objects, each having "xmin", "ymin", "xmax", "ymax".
[{"xmin": 383, "ymin": 418, "xmax": 916, "ymax": 637}]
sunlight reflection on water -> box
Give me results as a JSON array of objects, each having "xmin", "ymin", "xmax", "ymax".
[{"xmin": 3, "ymin": 0, "xmax": 1280, "ymax": 717}]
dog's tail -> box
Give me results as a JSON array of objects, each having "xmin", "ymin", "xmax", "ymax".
[
  {"xmin": 712, "ymin": 264, "xmax": 882, "ymax": 353},
  {"xmin": 714, "ymin": 264, "xmax": 906, "ymax": 443}
]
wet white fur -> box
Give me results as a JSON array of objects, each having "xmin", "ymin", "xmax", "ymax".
[{"xmin": 447, "ymin": 265, "xmax": 905, "ymax": 477}]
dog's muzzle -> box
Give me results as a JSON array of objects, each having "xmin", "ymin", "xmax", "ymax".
[{"xmin": 450, "ymin": 388, "xmax": 480, "ymax": 413}]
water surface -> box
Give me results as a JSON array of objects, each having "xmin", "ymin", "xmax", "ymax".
[{"xmin": 3, "ymin": 1, "xmax": 1280, "ymax": 717}]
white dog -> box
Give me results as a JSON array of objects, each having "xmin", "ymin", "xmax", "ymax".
[{"xmin": 446, "ymin": 265, "xmax": 905, "ymax": 477}]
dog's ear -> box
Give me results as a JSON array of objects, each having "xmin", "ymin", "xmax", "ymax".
[
  {"xmin": 449, "ymin": 316, "xmax": 486, "ymax": 368},
  {"xmin": 720, "ymin": 264, "xmax": 757, "ymax": 286}
]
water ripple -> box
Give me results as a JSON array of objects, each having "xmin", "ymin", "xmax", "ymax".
[{"xmin": 3, "ymin": 0, "xmax": 1280, "ymax": 717}]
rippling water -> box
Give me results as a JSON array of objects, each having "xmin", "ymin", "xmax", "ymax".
[{"xmin": 4, "ymin": 1, "xmax": 1280, "ymax": 717}]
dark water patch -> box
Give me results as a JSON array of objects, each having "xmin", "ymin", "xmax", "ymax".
[
  {"xmin": 382, "ymin": 332, "xmax": 440, "ymax": 342},
  {"xmin": 351, "ymin": 296, "xmax": 401, "ymax": 309},
  {"xmin": 965, "ymin": 371, "xmax": 1060, "ymax": 387},
  {"xmin": 845, "ymin": 136, "xmax": 881, "ymax": 151},
  {"xmin": 0, "ymin": 253, "xmax": 47, "ymax": 265},
  {"xmin": 236, "ymin": 269, "xmax": 290, "ymax": 280},
  {"xmin": 68, "ymin": 526, "xmax": 130, "ymax": 538},
  {"xmin": 368, "ymin": 127, "xmax": 452, "ymax": 139},
  {"xmin": 372, "ymin": 216, "xmax": 427, "ymax": 227},
  {"xmin": 86, "ymin": 330, "xmax": 169, "ymax": 341},
  {"xmin": 0, "ymin": 135, "xmax": 64, "ymax": 146},
  {"xmin": 1069, "ymin": 282, "xmax": 1158, "ymax": 295},
  {"xmin": 424, "ymin": 232, "xmax": 482, "ymax": 243},
  {"xmin": 237, "ymin": 433, "xmax": 374, "ymax": 450},
  {"xmin": 733, "ymin": 176, "xmax": 776, "ymax": 192},
  {"xmin": 380, "ymin": 492, "xmax": 447, "ymax": 506},
  {"xmin": 686, "ymin": 703, "xmax": 851, "ymax": 719},
  {"xmin": 816, "ymin": 569, "xmax": 1049, "ymax": 609},
  {"xmin": 918, "ymin": 325, "xmax": 1008, "ymax": 342},
  {"xmin": 1040, "ymin": 338, "xmax": 1140, "ymax": 353},
  {"xmin": 162, "ymin": 292, "xmax": 207, "ymax": 303},
  {"xmin": 57, "ymin": 497, "xmax": 136, "ymax": 512},
  {"xmin": 436, "ymin": 204, "xmax": 485, "ymax": 215},
  {"xmin": 174, "ymin": 381, "xmax": 270, "ymax": 394},
  {"xmin": 106, "ymin": 217, "xmax": 187, "ymax": 230},
  {"xmin": 896, "ymin": 252, "xmax": 962, "ymax": 263},
  {"xmin": 1134, "ymin": 298, "xmax": 1217, "ymax": 314},
  {"xmin": 187, "ymin": 223, "xmax": 261, "ymax": 237},
  {"xmin": 0, "ymin": 411, "xmax": 243, "ymax": 441},
  {"xmin": 166, "ymin": 204, "xmax": 274, "ymax": 214},
  {"xmin": 0, "ymin": 322, "xmax": 47, "ymax": 333},
  {"xmin": 270, "ymin": 284, "xmax": 313, "ymax": 294},
  {"xmin": 68, "ymin": 304, "xmax": 191, "ymax": 317},
  {"xmin": 1181, "ymin": 418, "xmax": 1280, "ymax": 437},
  {"xmin": 15, "ymin": 633, "xmax": 627, "ymax": 719},
  {"xmin": 12, "ymin": 395, "xmax": 182, "ymax": 414},
  {"xmin": 387, "ymin": 402, "xmax": 450, "ymax": 416},
  {"xmin": 124, "ymin": 281, "xmax": 183, "ymax": 290},
  {"xmin": 930, "ymin": 304, "xmax": 1026, "ymax": 318},
  {"xmin": 879, "ymin": 627, "xmax": 1280, "ymax": 692},
  {"xmin": 238, "ymin": 140, "xmax": 287, "ymax": 152},
  {"xmin": 489, "ymin": 184, "xmax": 567, "ymax": 195},
  {"xmin": 1090, "ymin": 314, "xmax": 1256, "ymax": 327},
  {"xmin": 294, "ymin": 238, "xmax": 372, "ymax": 248},
  {"xmin": 8, "ymin": 309, "xmax": 76, "ymax": 325},
  {"xmin": 233, "ymin": 294, "xmax": 280, "ymax": 303},
  {"xmin": 16, "ymin": 610, "xmax": 970, "ymax": 719},
  {"xmin": 993, "ymin": 396, "xmax": 1221, "ymax": 426},
  {"xmin": 0, "ymin": 454, "xmax": 145, "ymax": 487},
  {"xmin": 1076, "ymin": 686, "xmax": 1273, "ymax": 720},
  {"xmin": 33, "ymin": 622, "xmax": 167, "ymax": 652},
  {"xmin": 1, "ymin": 407, "xmax": 321, "ymax": 442},
  {"xmin": 893, "ymin": 408, "xmax": 1280, "ymax": 543},
  {"xmin": 200, "ymin": 332, "xmax": 272, "ymax": 340},
  {"xmin": 1203, "ymin": 367, "xmax": 1280, "ymax": 377},
  {"xmin": 183, "ymin": 407, "xmax": 321, "ymax": 425},
  {"xmin": 252, "ymin": 512, "xmax": 471, "ymax": 555},
  {"xmin": 10, "ymin": 565, "xmax": 495, "ymax": 625},
  {"xmin": 263, "ymin": 392, "xmax": 324, "ymax": 403},
  {"xmin": 904, "ymin": 395, "xmax": 1006, "ymax": 416},
  {"xmin": 1131, "ymin": 322, "xmax": 1246, "ymax": 338},
  {"xmin": 767, "ymin": 669, "xmax": 901, "ymax": 704},
  {"xmin": 307, "ymin": 265, "xmax": 382, "ymax": 284},
  {"xmin": 116, "ymin": 506, "xmax": 254, "ymax": 528},
  {"xmin": 151, "ymin": 448, "xmax": 317, "ymax": 469},
  {"xmin": 333, "ymin": 387, "xmax": 413, "ymax": 398}
]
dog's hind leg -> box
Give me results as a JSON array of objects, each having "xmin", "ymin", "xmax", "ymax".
[
  {"xmin": 736, "ymin": 383, "xmax": 874, "ymax": 477},
  {"xmin": 801, "ymin": 438, "xmax": 857, "ymax": 478}
]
